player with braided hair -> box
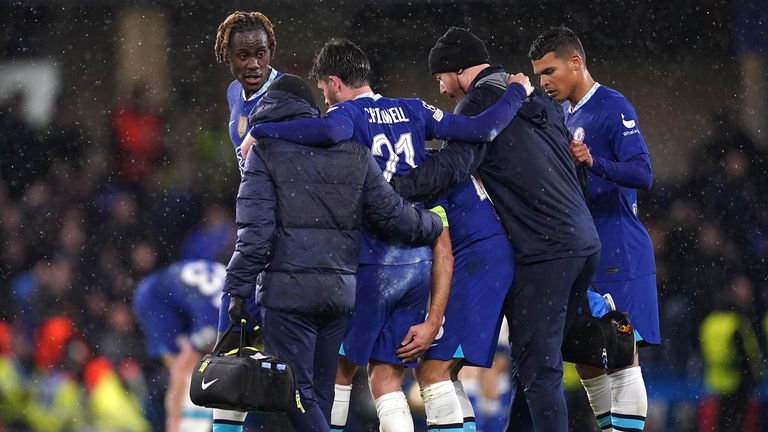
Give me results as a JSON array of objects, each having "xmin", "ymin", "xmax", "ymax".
[
  {"xmin": 212, "ymin": 11, "xmax": 282, "ymax": 432},
  {"xmin": 214, "ymin": 11, "xmax": 281, "ymax": 171}
]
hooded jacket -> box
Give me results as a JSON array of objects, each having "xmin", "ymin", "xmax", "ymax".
[{"xmin": 224, "ymin": 90, "xmax": 443, "ymax": 316}]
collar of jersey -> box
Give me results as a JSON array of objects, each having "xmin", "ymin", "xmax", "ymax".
[
  {"xmin": 354, "ymin": 91, "xmax": 381, "ymax": 101},
  {"xmin": 242, "ymin": 68, "xmax": 280, "ymax": 101},
  {"xmin": 568, "ymin": 82, "xmax": 600, "ymax": 114}
]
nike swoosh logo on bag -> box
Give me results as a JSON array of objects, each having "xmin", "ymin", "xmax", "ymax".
[{"xmin": 201, "ymin": 378, "xmax": 219, "ymax": 390}]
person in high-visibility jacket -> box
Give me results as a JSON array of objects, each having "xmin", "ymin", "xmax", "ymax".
[
  {"xmin": 83, "ymin": 356, "xmax": 149, "ymax": 432},
  {"xmin": 25, "ymin": 316, "xmax": 88, "ymax": 432},
  {"xmin": 0, "ymin": 321, "xmax": 28, "ymax": 428},
  {"xmin": 700, "ymin": 274, "xmax": 764, "ymax": 432}
]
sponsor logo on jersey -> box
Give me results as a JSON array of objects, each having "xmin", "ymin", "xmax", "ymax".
[
  {"xmin": 621, "ymin": 113, "xmax": 636, "ymax": 129},
  {"xmin": 574, "ymin": 127, "xmax": 585, "ymax": 142},
  {"xmin": 238, "ymin": 116, "xmax": 248, "ymax": 137}
]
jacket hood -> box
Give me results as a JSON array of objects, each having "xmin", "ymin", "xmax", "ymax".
[
  {"xmin": 472, "ymin": 66, "xmax": 549, "ymax": 128},
  {"xmin": 516, "ymin": 88, "xmax": 550, "ymax": 128},
  {"xmin": 249, "ymin": 90, "xmax": 320, "ymax": 125}
]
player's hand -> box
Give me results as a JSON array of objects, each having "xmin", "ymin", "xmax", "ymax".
[
  {"xmin": 396, "ymin": 319, "xmax": 441, "ymax": 363},
  {"xmin": 239, "ymin": 133, "xmax": 258, "ymax": 162},
  {"xmin": 507, "ymin": 73, "xmax": 534, "ymax": 97},
  {"xmin": 569, "ymin": 139, "xmax": 593, "ymax": 168},
  {"xmin": 228, "ymin": 294, "xmax": 248, "ymax": 325}
]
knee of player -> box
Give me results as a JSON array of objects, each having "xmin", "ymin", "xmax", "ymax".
[{"xmin": 415, "ymin": 359, "xmax": 454, "ymax": 388}]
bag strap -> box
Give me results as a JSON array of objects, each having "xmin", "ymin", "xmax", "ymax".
[{"xmin": 210, "ymin": 318, "xmax": 248, "ymax": 357}]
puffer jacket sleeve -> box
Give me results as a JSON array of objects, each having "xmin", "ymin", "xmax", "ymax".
[
  {"xmin": 224, "ymin": 147, "xmax": 276, "ymax": 297},
  {"xmin": 361, "ymin": 152, "xmax": 443, "ymax": 245}
]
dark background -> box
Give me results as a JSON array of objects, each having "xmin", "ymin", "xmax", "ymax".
[{"xmin": 1, "ymin": 1, "xmax": 767, "ymax": 431}]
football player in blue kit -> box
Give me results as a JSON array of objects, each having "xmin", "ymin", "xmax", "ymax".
[
  {"xmin": 530, "ymin": 27, "xmax": 660, "ymax": 432},
  {"xmin": 215, "ymin": 11, "xmax": 282, "ymax": 172},
  {"xmin": 241, "ymin": 39, "xmax": 532, "ymax": 432},
  {"xmin": 213, "ymin": 11, "xmax": 281, "ymax": 432},
  {"xmin": 408, "ymin": 35, "xmax": 522, "ymax": 429},
  {"xmin": 415, "ymin": 176, "xmax": 515, "ymax": 432},
  {"xmin": 133, "ymin": 260, "xmax": 225, "ymax": 432}
]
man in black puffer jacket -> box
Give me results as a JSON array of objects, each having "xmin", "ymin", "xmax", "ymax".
[{"xmin": 223, "ymin": 74, "xmax": 443, "ymax": 432}]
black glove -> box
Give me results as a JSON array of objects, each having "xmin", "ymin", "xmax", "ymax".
[
  {"xmin": 228, "ymin": 294, "xmax": 248, "ymax": 325},
  {"xmin": 388, "ymin": 176, "xmax": 398, "ymax": 192}
]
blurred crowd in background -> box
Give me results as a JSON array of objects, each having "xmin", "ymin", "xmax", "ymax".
[{"xmin": 2, "ymin": 1, "xmax": 768, "ymax": 431}]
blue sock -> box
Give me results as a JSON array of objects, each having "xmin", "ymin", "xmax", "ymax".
[
  {"xmin": 463, "ymin": 417, "xmax": 477, "ymax": 432},
  {"xmin": 612, "ymin": 413, "xmax": 645, "ymax": 431},
  {"xmin": 213, "ymin": 419, "xmax": 244, "ymax": 432}
]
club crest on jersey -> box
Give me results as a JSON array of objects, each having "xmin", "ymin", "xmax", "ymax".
[
  {"xmin": 238, "ymin": 116, "xmax": 248, "ymax": 137},
  {"xmin": 573, "ymin": 127, "xmax": 585, "ymax": 142}
]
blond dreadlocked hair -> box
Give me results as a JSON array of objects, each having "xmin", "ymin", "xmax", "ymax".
[{"xmin": 214, "ymin": 11, "xmax": 276, "ymax": 64}]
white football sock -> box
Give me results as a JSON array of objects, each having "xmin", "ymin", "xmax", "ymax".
[
  {"xmin": 421, "ymin": 380, "xmax": 463, "ymax": 427},
  {"xmin": 331, "ymin": 383, "xmax": 352, "ymax": 430},
  {"xmin": 610, "ymin": 367, "xmax": 647, "ymax": 432},
  {"xmin": 581, "ymin": 374, "xmax": 613, "ymax": 431},
  {"xmin": 375, "ymin": 391, "xmax": 413, "ymax": 432},
  {"xmin": 453, "ymin": 380, "xmax": 475, "ymax": 421}
]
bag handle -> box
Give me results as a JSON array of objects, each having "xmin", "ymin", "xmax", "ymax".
[{"xmin": 210, "ymin": 318, "xmax": 248, "ymax": 357}]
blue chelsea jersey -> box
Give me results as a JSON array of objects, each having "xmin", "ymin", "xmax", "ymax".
[
  {"xmin": 227, "ymin": 69, "xmax": 281, "ymax": 171},
  {"xmin": 329, "ymin": 93, "xmax": 443, "ymax": 265},
  {"xmin": 133, "ymin": 260, "xmax": 226, "ymax": 355},
  {"xmin": 329, "ymin": 93, "xmax": 443, "ymax": 180},
  {"xmin": 435, "ymin": 177, "xmax": 509, "ymax": 255},
  {"xmin": 565, "ymin": 84, "xmax": 656, "ymax": 281}
]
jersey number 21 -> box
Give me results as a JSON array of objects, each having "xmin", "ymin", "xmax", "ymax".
[{"xmin": 371, "ymin": 132, "xmax": 416, "ymax": 181}]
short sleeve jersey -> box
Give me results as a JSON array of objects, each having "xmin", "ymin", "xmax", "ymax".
[
  {"xmin": 133, "ymin": 260, "xmax": 225, "ymax": 356},
  {"xmin": 226, "ymin": 68, "xmax": 281, "ymax": 171}
]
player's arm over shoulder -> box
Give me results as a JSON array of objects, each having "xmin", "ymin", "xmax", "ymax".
[{"xmin": 459, "ymin": 85, "xmax": 500, "ymax": 116}]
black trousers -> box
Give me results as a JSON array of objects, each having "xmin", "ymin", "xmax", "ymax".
[
  {"xmin": 504, "ymin": 252, "xmax": 599, "ymax": 432},
  {"xmin": 261, "ymin": 307, "xmax": 348, "ymax": 432}
]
